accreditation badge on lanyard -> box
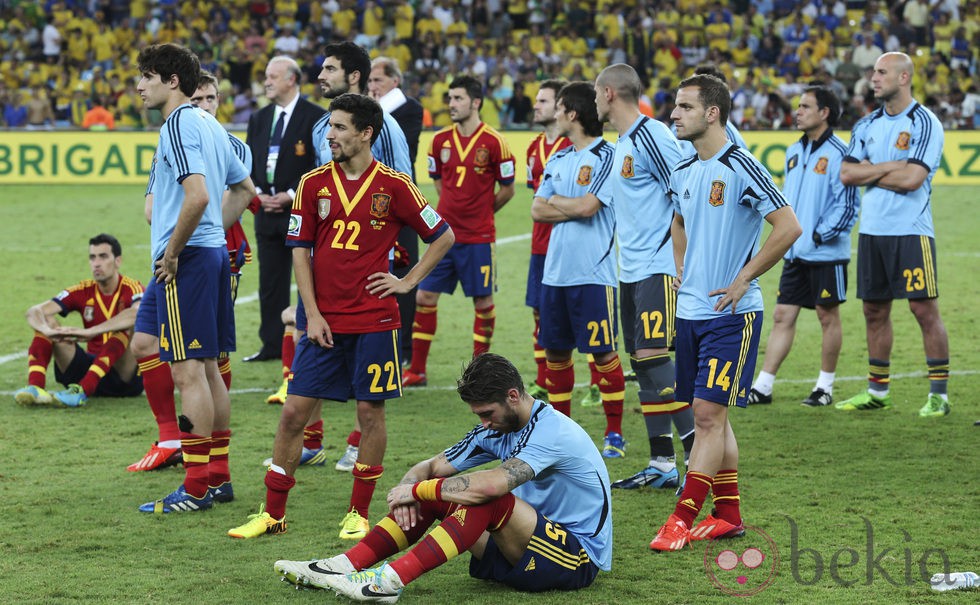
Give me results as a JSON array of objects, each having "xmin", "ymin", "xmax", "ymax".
[{"xmin": 266, "ymin": 143, "xmax": 281, "ymax": 183}]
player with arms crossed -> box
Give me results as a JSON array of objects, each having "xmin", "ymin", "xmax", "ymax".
[
  {"xmin": 748, "ymin": 86, "xmax": 858, "ymax": 407},
  {"xmin": 15, "ymin": 233, "xmax": 143, "ymax": 408},
  {"xmin": 651, "ymin": 74, "xmax": 801, "ymax": 551},
  {"xmin": 529, "ymin": 82, "xmax": 626, "ymax": 432},
  {"xmin": 133, "ymin": 43, "xmax": 256, "ymax": 513},
  {"xmin": 524, "ymin": 79, "xmax": 570, "ymax": 401},
  {"xmin": 227, "ymin": 93, "xmax": 454, "ymax": 540},
  {"xmin": 594, "ymin": 63, "xmax": 689, "ymax": 473},
  {"xmin": 836, "ymin": 52, "xmax": 951, "ymax": 418},
  {"xmin": 402, "ymin": 75, "xmax": 516, "ymax": 387},
  {"xmin": 272, "ymin": 353, "xmax": 612, "ymax": 603}
]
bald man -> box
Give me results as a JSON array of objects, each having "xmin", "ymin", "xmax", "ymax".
[
  {"xmin": 594, "ymin": 64, "xmax": 694, "ymax": 486},
  {"xmin": 245, "ymin": 56, "xmax": 326, "ymax": 362},
  {"xmin": 838, "ymin": 52, "xmax": 950, "ymax": 418}
]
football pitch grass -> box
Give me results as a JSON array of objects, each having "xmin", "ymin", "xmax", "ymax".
[{"xmin": 0, "ymin": 184, "xmax": 977, "ymax": 604}]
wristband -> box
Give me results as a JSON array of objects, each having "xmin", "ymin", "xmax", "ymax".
[{"xmin": 411, "ymin": 478, "xmax": 444, "ymax": 501}]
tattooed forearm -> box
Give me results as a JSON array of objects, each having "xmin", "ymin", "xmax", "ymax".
[
  {"xmin": 500, "ymin": 458, "xmax": 535, "ymax": 491},
  {"xmin": 442, "ymin": 476, "xmax": 470, "ymax": 494}
]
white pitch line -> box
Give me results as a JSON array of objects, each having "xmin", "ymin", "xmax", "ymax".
[
  {"xmin": 0, "ymin": 232, "xmax": 536, "ymax": 366},
  {"xmin": 1, "ymin": 370, "xmax": 976, "ymax": 397}
]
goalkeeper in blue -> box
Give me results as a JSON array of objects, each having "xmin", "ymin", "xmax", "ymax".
[{"xmin": 272, "ymin": 353, "xmax": 612, "ymax": 602}]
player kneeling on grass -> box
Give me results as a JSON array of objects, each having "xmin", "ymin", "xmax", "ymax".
[{"xmin": 273, "ymin": 353, "xmax": 612, "ymax": 602}]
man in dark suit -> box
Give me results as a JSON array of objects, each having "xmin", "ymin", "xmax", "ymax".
[
  {"xmin": 245, "ymin": 56, "xmax": 326, "ymax": 361},
  {"xmin": 369, "ymin": 56, "xmax": 425, "ymax": 363}
]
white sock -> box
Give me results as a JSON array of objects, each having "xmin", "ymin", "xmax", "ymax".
[
  {"xmin": 158, "ymin": 439, "xmax": 181, "ymax": 449},
  {"xmin": 268, "ymin": 463, "xmax": 287, "ymax": 475},
  {"xmin": 753, "ymin": 371, "xmax": 776, "ymax": 395},
  {"xmin": 815, "ymin": 371, "xmax": 835, "ymax": 394},
  {"xmin": 381, "ymin": 564, "xmax": 405, "ymax": 591},
  {"xmin": 869, "ymin": 386, "xmax": 889, "ymax": 397},
  {"xmin": 650, "ymin": 457, "xmax": 677, "ymax": 472}
]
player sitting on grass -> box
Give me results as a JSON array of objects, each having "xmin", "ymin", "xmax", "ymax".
[
  {"xmin": 15, "ymin": 233, "xmax": 144, "ymax": 408},
  {"xmin": 272, "ymin": 353, "xmax": 612, "ymax": 603}
]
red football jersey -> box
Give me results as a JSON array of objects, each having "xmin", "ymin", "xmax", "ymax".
[
  {"xmin": 427, "ymin": 122, "xmax": 515, "ymax": 244},
  {"xmin": 288, "ymin": 160, "xmax": 447, "ymax": 333},
  {"xmin": 526, "ymin": 132, "xmax": 572, "ymax": 255},
  {"xmin": 53, "ymin": 276, "xmax": 144, "ymax": 354}
]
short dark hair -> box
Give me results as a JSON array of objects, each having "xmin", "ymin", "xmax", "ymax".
[
  {"xmin": 456, "ymin": 353, "xmax": 525, "ymax": 405},
  {"xmin": 89, "ymin": 233, "xmax": 122, "ymax": 257},
  {"xmin": 328, "ymin": 93, "xmax": 383, "ymax": 144},
  {"xmin": 449, "ymin": 75, "xmax": 484, "ymax": 103},
  {"xmin": 323, "ymin": 42, "xmax": 372, "ymax": 94},
  {"xmin": 538, "ymin": 79, "xmax": 566, "ymax": 98},
  {"xmin": 557, "ymin": 81, "xmax": 603, "ymax": 137},
  {"xmin": 694, "ymin": 63, "xmax": 727, "ymax": 85},
  {"xmin": 197, "ymin": 70, "xmax": 219, "ymax": 91},
  {"xmin": 804, "ymin": 85, "xmax": 842, "ymax": 127},
  {"xmin": 137, "ymin": 43, "xmax": 201, "ymax": 97},
  {"xmin": 678, "ymin": 74, "xmax": 731, "ymax": 124}
]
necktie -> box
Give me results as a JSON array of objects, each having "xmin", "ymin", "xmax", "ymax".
[
  {"xmin": 266, "ymin": 109, "xmax": 285, "ymax": 183},
  {"xmin": 270, "ymin": 109, "xmax": 285, "ymax": 146}
]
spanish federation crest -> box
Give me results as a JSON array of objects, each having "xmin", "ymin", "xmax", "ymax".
[
  {"xmin": 895, "ymin": 131, "xmax": 911, "ymax": 150},
  {"xmin": 84, "ymin": 306, "xmax": 94, "ymax": 322},
  {"xmin": 441, "ymin": 143, "xmax": 451, "ymax": 163},
  {"xmin": 474, "ymin": 147, "xmax": 490, "ymax": 167},
  {"xmin": 576, "ymin": 165, "xmax": 593, "ymax": 186},
  {"xmin": 621, "ymin": 154, "xmax": 634, "ymax": 178},
  {"xmin": 371, "ymin": 193, "xmax": 392, "ymax": 218},
  {"xmin": 813, "ymin": 157, "xmax": 828, "ymax": 175},
  {"xmin": 708, "ymin": 180, "xmax": 725, "ymax": 207}
]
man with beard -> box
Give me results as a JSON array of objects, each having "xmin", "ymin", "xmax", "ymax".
[{"xmin": 272, "ymin": 353, "xmax": 612, "ymax": 601}]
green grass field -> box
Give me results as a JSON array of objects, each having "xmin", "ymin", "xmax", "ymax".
[{"xmin": 0, "ymin": 184, "xmax": 977, "ymax": 604}]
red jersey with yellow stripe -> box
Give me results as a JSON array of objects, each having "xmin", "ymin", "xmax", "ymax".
[
  {"xmin": 427, "ymin": 122, "xmax": 515, "ymax": 244},
  {"xmin": 287, "ymin": 160, "xmax": 447, "ymax": 333},
  {"xmin": 53, "ymin": 275, "xmax": 144, "ymax": 354},
  {"xmin": 526, "ymin": 132, "xmax": 572, "ymax": 255}
]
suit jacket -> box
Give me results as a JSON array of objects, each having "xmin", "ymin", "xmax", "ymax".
[
  {"xmin": 390, "ymin": 95, "xmax": 424, "ymax": 169},
  {"xmin": 246, "ymin": 97, "xmax": 326, "ymax": 235}
]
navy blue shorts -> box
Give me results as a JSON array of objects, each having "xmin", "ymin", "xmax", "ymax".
[
  {"xmin": 525, "ymin": 253, "xmax": 546, "ymax": 309},
  {"xmin": 419, "ymin": 242, "xmax": 495, "ymax": 297},
  {"xmin": 857, "ymin": 234, "xmax": 938, "ymax": 301},
  {"xmin": 469, "ymin": 511, "xmax": 600, "ymax": 592},
  {"xmin": 538, "ymin": 284, "xmax": 618, "ymax": 354},
  {"xmin": 620, "ymin": 274, "xmax": 676, "ymax": 353},
  {"xmin": 55, "ymin": 344, "xmax": 143, "ymax": 397},
  {"xmin": 134, "ymin": 246, "xmax": 234, "ymax": 362},
  {"xmin": 287, "ymin": 329, "xmax": 402, "ymax": 402},
  {"xmin": 776, "ymin": 259, "xmax": 847, "ymax": 308},
  {"xmin": 295, "ymin": 296, "xmax": 306, "ymax": 332},
  {"xmin": 674, "ymin": 312, "xmax": 763, "ymax": 408}
]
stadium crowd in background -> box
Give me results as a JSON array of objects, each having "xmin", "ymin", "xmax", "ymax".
[{"xmin": 0, "ymin": 0, "xmax": 978, "ymax": 131}]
